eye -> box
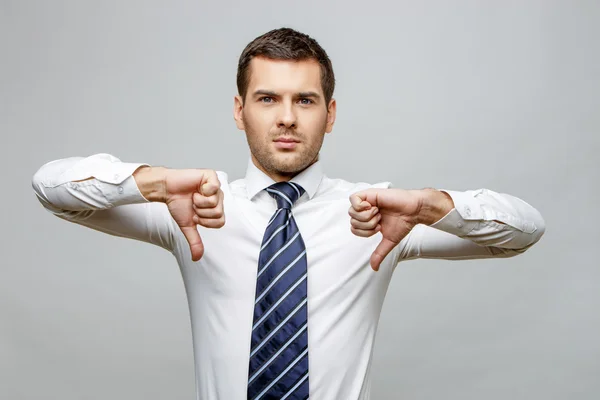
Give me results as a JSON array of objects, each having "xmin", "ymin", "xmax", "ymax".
[
  {"xmin": 298, "ymin": 98, "xmax": 313, "ymax": 105},
  {"xmin": 259, "ymin": 96, "xmax": 274, "ymax": 103}
]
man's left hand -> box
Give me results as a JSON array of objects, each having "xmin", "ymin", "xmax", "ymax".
[{"xmin": 349, "ymin": 188, "xmax": 454, "ymax": 271}]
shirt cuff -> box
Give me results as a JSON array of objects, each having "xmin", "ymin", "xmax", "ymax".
[
  {"xmin": 80, "ymin": 160, "xmax": 149, "ymax": 186},
  {"xmin": 102, "ymin": 174, "xmax": 150, "ymax": 206},
  {"xmin": 50, "ymin": 153, "xmax": 149, "ymax": 187},
  {"xmin": 62, "ymin": 160, "xmax": 151, "ymax": 207},
  {"xmin": 429, "ymin": 190, "xmax": 481, "ymax": 236}
]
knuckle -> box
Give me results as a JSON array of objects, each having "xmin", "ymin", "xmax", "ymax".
[
  {"xmin": 351, "ymin": 227, "xmax": 365, "ymax": 237},
  {"xmin": 195, "ymin": 209, "xmax": 209, "ymax": 218},
  {"xmin": 203, "ymin": 219, "xmax": 218, "ymax": 228},
  {"xmin": 207, "ymin": 197, "xmax": 218, "ymax": 207},
  {"xmin": 193, "ymin": 192, "xmax": 201, "ymax": 204}
]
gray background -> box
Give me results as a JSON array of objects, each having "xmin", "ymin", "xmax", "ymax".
[{"xmin": 2, "ymin": 0, "xmax": 599, "ymax": 399}]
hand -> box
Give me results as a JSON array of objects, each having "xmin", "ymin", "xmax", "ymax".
[
  {"xmin": 165, "ymin": 169, "xmax": 225, "ymax": 261},
  {"xmin": 349, "ymin": 188, "xmax": 421, "ymax": 271},
  {"xmin": 349, "ymin": 188, "xmax": 452, "ymax": 271}
]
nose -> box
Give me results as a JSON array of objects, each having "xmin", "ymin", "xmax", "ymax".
[{"xmin": 276, "ymin": 101, "xmax": 297, "ymax": 129}]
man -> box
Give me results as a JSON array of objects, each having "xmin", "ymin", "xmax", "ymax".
[{"xmin": 32, "ymin": 27, "xmax": 545, "ymax": 400}]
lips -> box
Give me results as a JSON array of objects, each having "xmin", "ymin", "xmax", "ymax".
[
  {"xmin": 274, "ymin": 137, "xmax": 301, "ymax": 143},
  {"xmin": 273, "ymin": 137, "xmax": 300, "ymax": 149}
]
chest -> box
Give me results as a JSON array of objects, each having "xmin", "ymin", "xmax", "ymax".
[{"xmin": 189, "ymin": 196, "xmax": 392, "ymax": 303}]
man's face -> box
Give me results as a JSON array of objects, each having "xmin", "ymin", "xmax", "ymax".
[{"xmin": 234, "ymin": 57, "xmax": 336, "ymax": 180}]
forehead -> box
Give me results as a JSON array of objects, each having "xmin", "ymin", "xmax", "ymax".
[{"xmin": 247, "ymin": 57, "xmax": 322, "ymax": 94}]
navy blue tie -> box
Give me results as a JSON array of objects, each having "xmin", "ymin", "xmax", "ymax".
[{"xmin": 247, "ymin": 181, "xmax": 309, "ymax": 400}]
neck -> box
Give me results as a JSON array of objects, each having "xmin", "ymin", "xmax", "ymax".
[{"xmin": 251, "ymin": 155, "xmax": 318, "ymax": 183}]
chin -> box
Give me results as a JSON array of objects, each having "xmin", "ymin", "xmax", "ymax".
[
  {"xmin": 275, "ymin": 156, "xmax": 313, "ymax": 174},
  {"xmin": 273, "ymin": 162, "xmax": 301, "ymax": 174},
  {"xmin": 253, "ymin": 146, "xmax": 316, "ymax": 176}
]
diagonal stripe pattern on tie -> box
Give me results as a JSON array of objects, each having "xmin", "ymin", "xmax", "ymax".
[{"xmin": 247, "ymin": 181, "xmax": 310, "ymax": 400}]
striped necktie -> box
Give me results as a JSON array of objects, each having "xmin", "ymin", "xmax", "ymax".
[{"xmin": 247, "ymin": 181, "xmax": 309, "ymax": 400}]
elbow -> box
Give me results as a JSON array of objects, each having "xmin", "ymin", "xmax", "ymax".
[
  {"xmin": 511, "ymin": 213, "xmax": 546, "ymax": 256},
  {"xmin": 31, "ymin": 164, "xmax": 62, "ymax": 214},
  {"xmin": 31, "ymin": 159, "xmax": 64, "ymax": 206},
  {"xmin": 534, "ymin": 215, "xmax": 546, "ymax": 243},
  {"xmin": 497, "ymin": 211, "xmax": 546, "ymax": 258},
  {"xmin": 530, "ymin": 209, "xmax": 546, "ymax": 246},
  {"xmin": 31, "ymin": 168, "xmax": 47, "ymax": 203}
]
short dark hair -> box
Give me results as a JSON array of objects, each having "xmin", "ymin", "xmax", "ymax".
[{"xmin": 236, "ymin": 27, "xmax": 335, "ymax": 105}]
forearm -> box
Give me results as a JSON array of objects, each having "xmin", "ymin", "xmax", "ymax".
[
  {"xmin": 31, "ymin": 153, "xmax": 178, "ymax": 251},
  {"xmin": 392, "ymin": 187, "xmax": 545, "ymax": 262},
  {"xmin": 419, "ymin": 188, "xmax": 545, "ymax": 251},
  {"xmin": 32, "ymin": 153, "xmax": 150, "ymax": 213}
]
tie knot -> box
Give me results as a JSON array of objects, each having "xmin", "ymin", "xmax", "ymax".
[{"xmin": 266, "ymin": 182, "xmax": 305, "ymax": 209}]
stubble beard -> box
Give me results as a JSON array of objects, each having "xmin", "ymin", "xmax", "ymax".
[{"xmin": 245, "ymin": 126, "xmax": 325, "ymax": 178}]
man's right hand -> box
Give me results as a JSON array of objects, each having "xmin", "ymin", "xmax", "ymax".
[
  {"xmin": 133, "ymin": 166, "xmax": 225, "ymax": 262},
  {"xmin": 165, "ymin": 169, "xmax": 224, "ymax": 261}
]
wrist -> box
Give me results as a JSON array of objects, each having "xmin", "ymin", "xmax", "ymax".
[
  {"xmin": 133, "ymin": 166, "xmax": 168, "ymax": 202},
  {"xmin": 416, "ymin": 188, "xmax": 455, "ymax": 226}
]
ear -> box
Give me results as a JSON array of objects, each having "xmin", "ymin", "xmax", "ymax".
[
  {"xmin": 325, "ymin": 98, "xmax": 337, "ymax": 134},
  {"xmin": 233, "ymin": 95, "xmax": 245, "ymax": 130}
]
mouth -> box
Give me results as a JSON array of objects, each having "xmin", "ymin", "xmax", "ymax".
[{"xmin": 273, "ymin": 137, "xmax": 300, "ymax": 150}]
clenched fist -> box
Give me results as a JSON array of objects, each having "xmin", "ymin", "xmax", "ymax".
[
  {"xmin": 164, "ymin": 168, "xmax": 225, "ymax": 261},
  {"xmin": 349, "ymin": 188, "xmax": 454, "ymax": 271},
  {"xmin": 134, "ymin": 166, "xmax": 224, "ymax": 262}
]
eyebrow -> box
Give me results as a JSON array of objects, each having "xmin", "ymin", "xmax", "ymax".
[{"xmin": 253, "ymin": 90, "xmax": 321, "ymax": 99}]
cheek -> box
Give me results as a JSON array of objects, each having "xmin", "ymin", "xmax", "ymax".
[
  {"xmin": 245, "ymin": 106, "xmax": 275, "ymax": 129},
  {"xmin": 302, "ymin": 110, "xmax": 328, "ymax": 132}
]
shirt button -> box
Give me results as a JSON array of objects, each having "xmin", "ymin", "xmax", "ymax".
[
  {"xmin": 464, "ymin": 206, "xmax": 471, "ymax": 217},
  {"xmin": 118, "ymin": 186, "xmax": 124, "ymax": 194},
  {"xmin": 72, "ymin": 184, "xmax": 78, "ymax": 190},
  {"xmin": 457, "ymin": 222, "xmax": 464, "ymax": 228}
]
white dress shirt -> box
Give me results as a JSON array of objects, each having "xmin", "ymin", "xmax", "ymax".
[{"xmin": 31, "ymin": 153, "xmax": 545, "ymax": 400}]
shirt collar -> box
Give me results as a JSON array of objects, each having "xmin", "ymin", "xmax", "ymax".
[{"xmin": 244, "ymin": 156, "xmax": 324, "ymax": 201}]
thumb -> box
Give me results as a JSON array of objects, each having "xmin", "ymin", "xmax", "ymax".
[
  {"xmin": 201, "ymin": 182, "xmax": 219, "ymax": 197},
  {"xmin": 370, "ymin": 237, "xmax": 396, "ymax": 272},
  {"xmin": 180, "ymin": 225, "xmax": 205, "ymax": 262},
  {"xmin": 350, "ymin": 193, "xmax": 371, "ymax": 211},
  {"xmin": 201, "ymin": 171, "xmax": 220, "ymax": 196}
]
